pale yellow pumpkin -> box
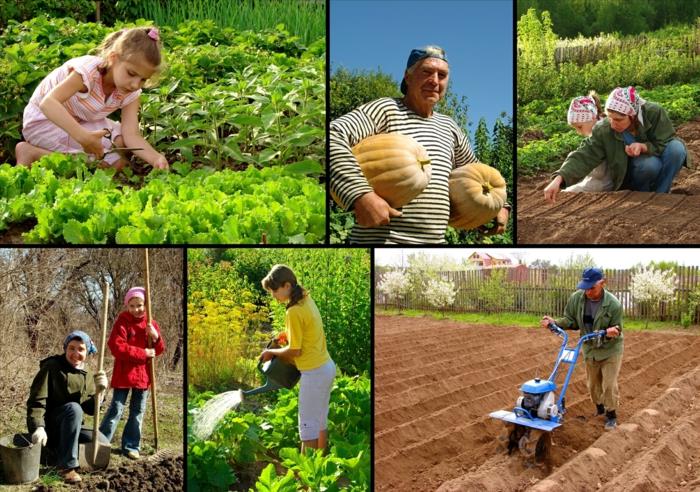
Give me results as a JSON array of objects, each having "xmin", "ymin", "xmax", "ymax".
[
  {"xmin": 448, "ymin": 163, "xmax": 507, "ymax": 230},
  {"xmin": 350, "ymin": 133, "xmax": 432, "ymax": 208}
]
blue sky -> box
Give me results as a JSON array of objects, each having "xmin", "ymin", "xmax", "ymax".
[{"xmin": 330, "ymin": 0, "xmax": 513, "ymax": 136}]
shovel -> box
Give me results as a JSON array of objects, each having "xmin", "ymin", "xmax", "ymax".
[
  {"xmin": 79, "ymin": 280, "xmax": 111, "ymax": 470},
  {"xmin": 145, "ymin": 248, "xmax": 159, "ymax": 450}
]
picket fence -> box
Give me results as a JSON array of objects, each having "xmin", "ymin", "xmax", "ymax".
[{"xmin": 375, "ymin": 266, "xmax": 700, "ymax": 323}]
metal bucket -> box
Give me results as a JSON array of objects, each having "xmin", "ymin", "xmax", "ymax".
[{"xmin": 0, "ymin": 434, "xmax": 41, "ymax": 484}]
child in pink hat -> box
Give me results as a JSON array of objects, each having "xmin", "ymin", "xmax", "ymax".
[{"xmin": 99, "ymin": 286, "xmax": 165, "ymax": 459}]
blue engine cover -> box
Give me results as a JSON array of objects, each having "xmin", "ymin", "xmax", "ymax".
[{"xmin": 521, "ymin": 378, "xmax": 556, "ymax": 394}]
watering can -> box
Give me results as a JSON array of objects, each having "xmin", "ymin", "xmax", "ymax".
[{"xmin": 243, "ymin": 340, "xmax": 300, "ymax": 398}]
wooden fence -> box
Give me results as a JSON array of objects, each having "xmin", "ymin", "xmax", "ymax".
[{"xmin": 375, "ymin": 266, "xmax": 700, "ymax": 323}]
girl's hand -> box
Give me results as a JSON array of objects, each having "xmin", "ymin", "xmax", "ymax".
[
  {"xmin": 276, "ymin": 332, "xmax": 288, "ymax": 346},
  {"xmin": 260, "ymin": 350, "xmax": 274, "ymax": 362},
  {"xmin": 147, "ymin": 323, "xmax": 159, "ymax": 341},
  {"xmin": 78, "ymin": 129, "xmax": 109, "ymax": 158},
  {"xmin": 145, "ymin": 348, "xmax": 155, "ymax": 358},
  {"xmin": 151, "ymin": 153, "xmax": 169, "ymax": 170},
  {"xmin": 544, "ymin": 176, "xmax": 563, "ymax": 204},
  {"xmin": 625, "ymin": 143, "xmax": 647, "ymax": 157}
]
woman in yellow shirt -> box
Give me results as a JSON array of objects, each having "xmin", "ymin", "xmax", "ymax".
[{"xmin": 261, "ymin": 264, "xmax": 336, "ymax": 452}]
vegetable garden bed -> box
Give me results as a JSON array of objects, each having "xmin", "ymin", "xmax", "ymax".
[{"xmin": 0, "ymin": 16, "xmax": 325, "ymax": 244}]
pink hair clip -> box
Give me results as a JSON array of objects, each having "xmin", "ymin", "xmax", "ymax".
[{"xmin": 147, "ymin": 28, "xmax": 159, "ymax": 42}]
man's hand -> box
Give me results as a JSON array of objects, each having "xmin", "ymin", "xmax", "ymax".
[
  {"xmin": 606, "ymin": 326, "xmax": 620, "ymax": 338},
  {"xmin": 32, "ymin": 427, "xmax": 47, "ymax": 447},
  {"xmin": 353, "ymin": 192, "xmax": 402, "ymax": 227},
  {"xmin": 479, "ymin": 207, "xmax": 510, "ymax": 235},
  {"xmin": 94, "ymin": 370, "xmax": 108, "ymax": 392},
  {"xmin": 540, "ymin": 315, "xmax": 555, "ymax": 329},
  {"xmin": 544, "ymin": 175, "xmax": 564, "ymax": 204}
]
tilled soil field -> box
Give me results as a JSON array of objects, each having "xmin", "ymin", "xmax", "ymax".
[
  {"xmin": 517, "ymin": 120, "xmax": 700, "ymax": 244},
  {"xmin": 375, "ymin": 315, "xmax": 700, "ymax": 491}
]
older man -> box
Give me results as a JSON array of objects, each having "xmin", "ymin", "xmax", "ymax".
[
  {"xmin": 330, "ymin": 45, "xmax": 509, "ymax": 244},
  {"xmin": 541, "ymin": 267, "xmax": 623, "ymax": 430}
]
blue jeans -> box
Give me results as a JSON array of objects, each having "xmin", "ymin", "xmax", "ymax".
[
  {"xmin": 627, "ymin": 138, "xmax": 686, "ymax": 192},
  {"xmin": 99, "ymin": 388, "xmax": 148, "ymax": 453},
  {"xmin": 47, "ymin": 402, "xmax": 107, "ymax": 469}
]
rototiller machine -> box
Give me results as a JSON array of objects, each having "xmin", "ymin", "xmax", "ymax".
[{"xmin": 489, "ymin": 322, "xmax": 608, "ymax": 463}]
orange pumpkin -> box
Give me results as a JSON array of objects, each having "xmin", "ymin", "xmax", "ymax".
[
  {"xmin": 347, "ymin": 133, "xmax": 432, "ymax": 208},
  {"xmin": 448, "ymin": 163, "xmax": 507, "ymax": 230}
]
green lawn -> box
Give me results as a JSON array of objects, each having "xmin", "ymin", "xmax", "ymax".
[{"xmin": 376, "ymin": 307, "xmax": 700, "ymax": 333}]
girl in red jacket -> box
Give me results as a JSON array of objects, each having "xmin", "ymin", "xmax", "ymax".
[{"xmin": 99, "ymin": 286, "xmax": 165, "ymax": 459}]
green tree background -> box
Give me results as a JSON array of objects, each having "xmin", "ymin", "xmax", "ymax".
[{"xmin": 517, "ymin": 0, "xmax": 700, "ymax": 37}]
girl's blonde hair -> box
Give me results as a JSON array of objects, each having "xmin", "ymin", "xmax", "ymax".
[
  {"xmin": 95, "ymin": 27, "xmax": 163, "ymax": 85},
  {"xmin": 587, "ymin": 90, "xmax": 603, "ymax": 119},
  {"xmin": 261, "ymin": 265, "xmax": 307, "ymax": 309}
]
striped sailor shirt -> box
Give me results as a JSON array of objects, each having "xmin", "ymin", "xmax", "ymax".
[{"xmin": 330, "ymin": 97, "xmax": 478, "ymax": 244}]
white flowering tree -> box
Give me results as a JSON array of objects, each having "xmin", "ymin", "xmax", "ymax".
[
  {"xmin": 630, "ymin": 266, "xmax": 677, "ymax": 328},
  {"xmin": 424, "ymin": 278, "xmax": 457, "ymax": 317},
  {"xmin": 377, "ymin": 270, "xmax": 411, "ymax": 313}
]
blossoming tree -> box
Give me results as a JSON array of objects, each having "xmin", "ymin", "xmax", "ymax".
[{"xmin": 630, "ymin": 266, "xmax": 677, "ymax": 328}]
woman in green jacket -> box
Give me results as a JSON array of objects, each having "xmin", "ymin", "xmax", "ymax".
[
  {"xmin": 26, "ymin": 331, "xmax": 108, "ymax": 484},
  {"xmin": 545, "ymin": 86, "xmax": 688, "ymax": 202}
]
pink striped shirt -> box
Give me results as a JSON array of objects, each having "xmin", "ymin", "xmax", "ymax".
[{"xmin": 25, "ymin": 55, "xmax": 141, "ymax": 125}]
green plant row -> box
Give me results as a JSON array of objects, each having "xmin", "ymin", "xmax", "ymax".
[
  {"xmin": 119, "ymin": 0, "xmax": 325, "ymax": 47},
  {"xmin": 0, "ymin": 154, "xmax": 325, "ymax": 244},
  {"xmin": 187, "ymin": 375, "xmax": 371, "ymax": 491},
  {"xmin": 0, "ymin": 17, "xmax": 325, "ymax": 168},
  {"xmin": 517, "ymin": 10, "xmax": 700, "ymax": 105}
]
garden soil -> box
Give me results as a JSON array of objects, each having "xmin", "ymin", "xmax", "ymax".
[
  {"xmin": 517, "ymin": 120, "xmax": 700, "ymax": 244},
  {"xmin": 79, "ymin": 453, "xmax": 183, "ymax": 491},
  {"xmin": 375, "ymin": 315, "xmax": 700, "ymax": 491},
  {"xmin": 28, "ymin": 452, "xmax": 183, "ymax": 491}
]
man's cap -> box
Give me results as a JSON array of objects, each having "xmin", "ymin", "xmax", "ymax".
[
  {"xmin": 577, "ymin": 267, "xmax": 604, "ymax": 290},
  {"xmin": 400, "ymin": 45, "xmax": 448, "ymax": 95}
]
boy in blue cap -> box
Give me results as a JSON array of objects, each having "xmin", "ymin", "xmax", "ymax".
[{"xmin": 540, "ymin": 267, "xmax": 624, "ymax": 430}]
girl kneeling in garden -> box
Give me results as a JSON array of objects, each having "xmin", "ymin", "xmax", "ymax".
[
  {"xmin": 561, "ymin": 92, "xmax": 613, "ymax": 193},
  {"xmin": 16, "ymin": 27, "xmax": 168, "ymax": 170},
  {"xmin": 261, "ymin": 265, "xmax": 336, "ymax": 453}
]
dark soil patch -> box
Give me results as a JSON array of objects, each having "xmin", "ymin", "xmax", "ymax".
[
  {"xmin": 517, "ymin": 120, "xmax": 700, "ymax": 244},
  {"xmin": 0, "ymin": 219, "xmax": 36, "ymax": 244},
  {"xmin": 79, "ymin": 455, "xmax": 183, "ymax": 491}
]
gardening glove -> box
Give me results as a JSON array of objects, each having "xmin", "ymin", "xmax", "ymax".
[
  {"xmin": 31, "ymin": 427, "xmax": 47, "ymax": 447},
  {"xmin": 94, "ymin": 370, "xmax": 108, "ymax": 392}
]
